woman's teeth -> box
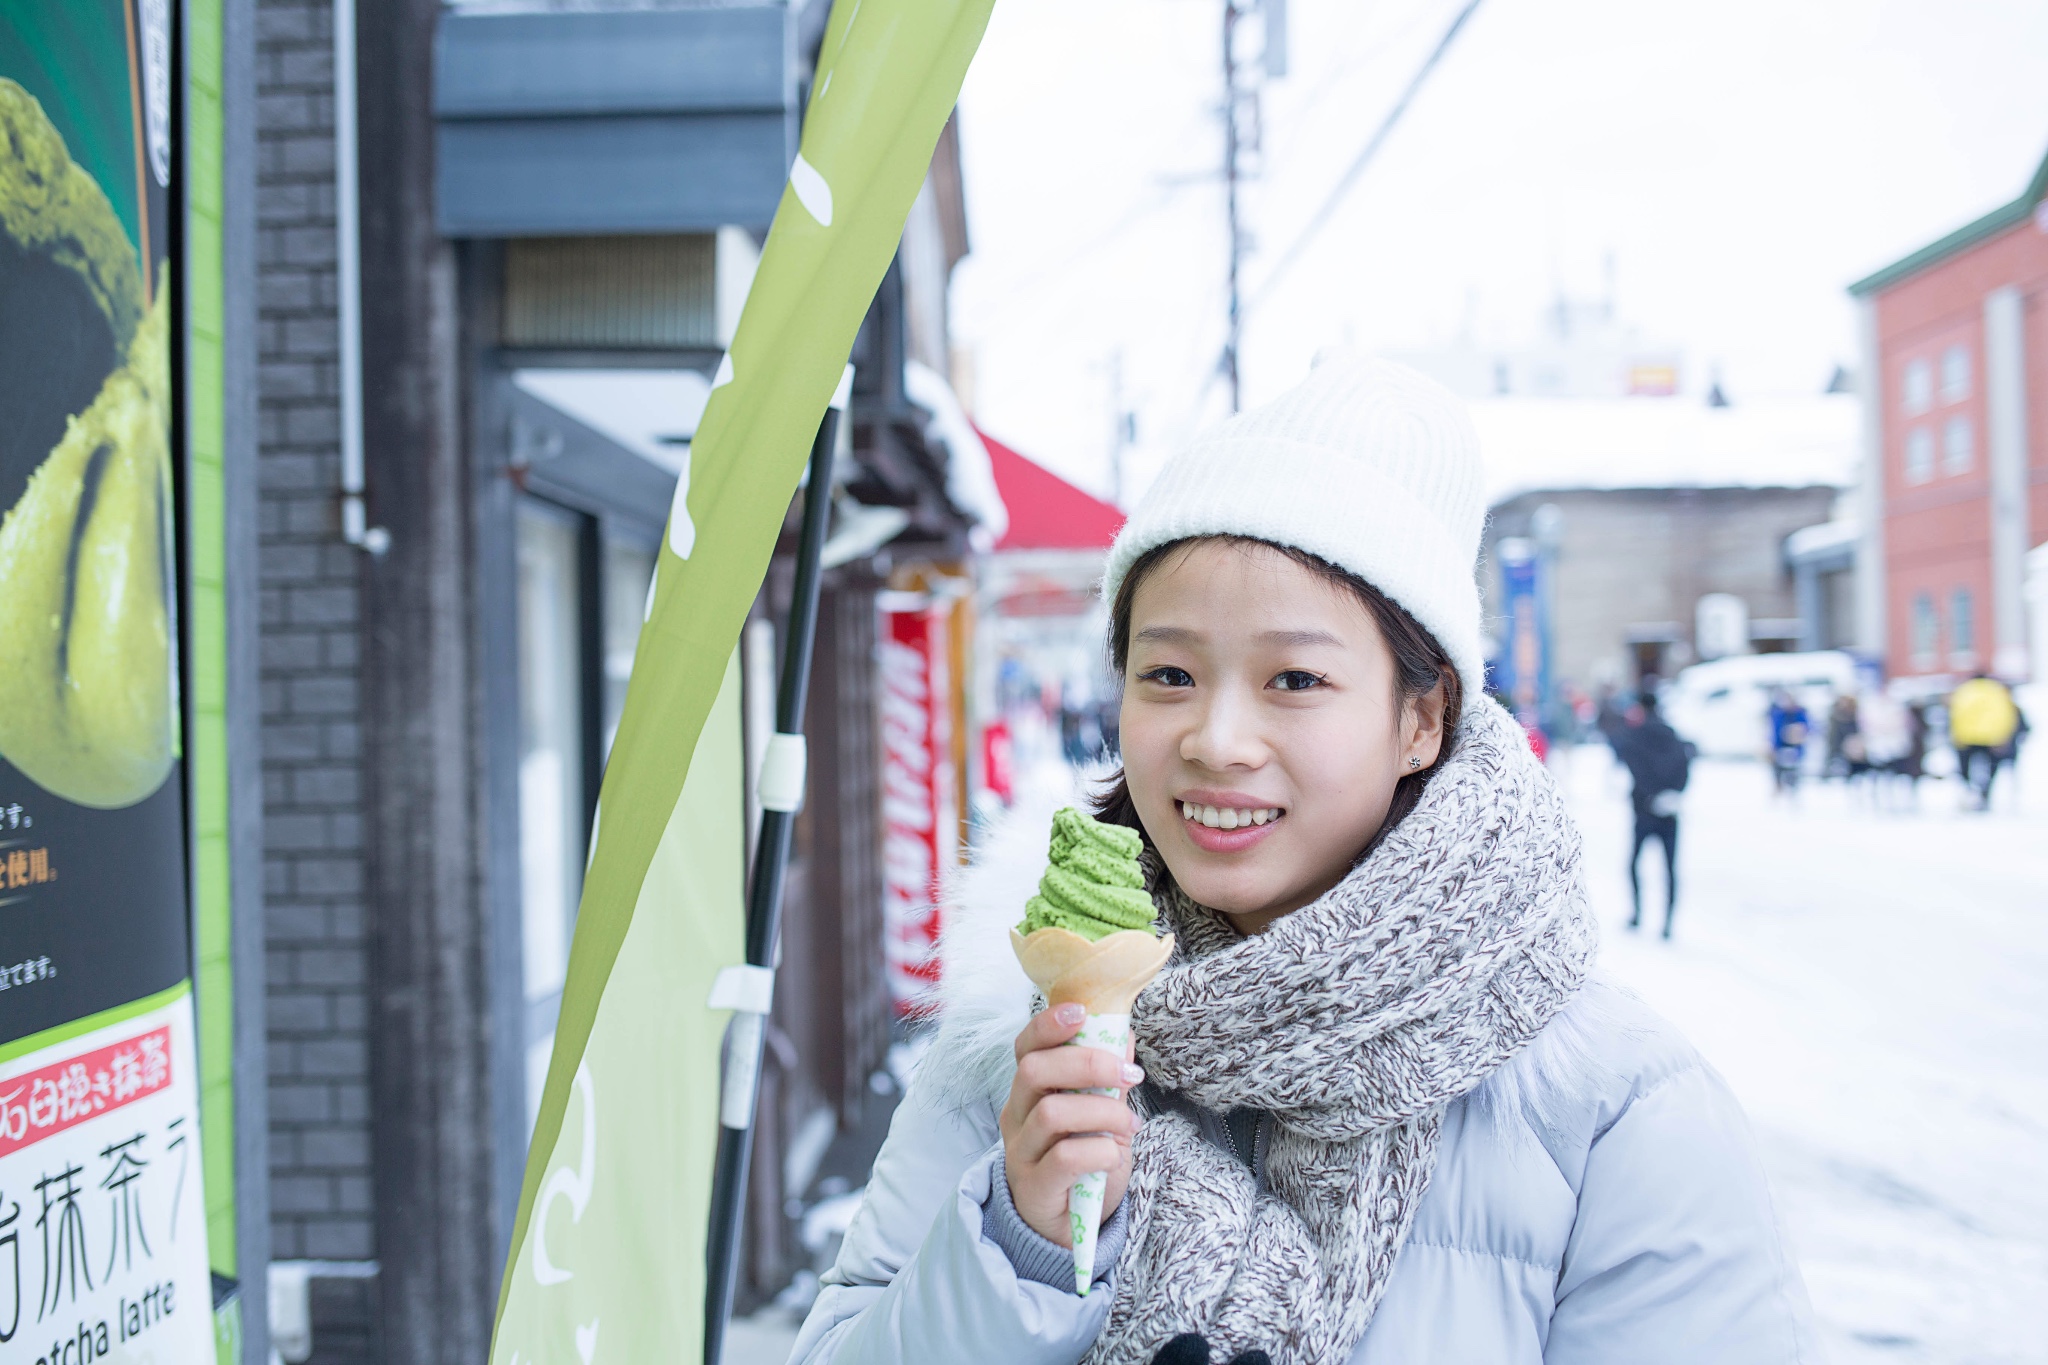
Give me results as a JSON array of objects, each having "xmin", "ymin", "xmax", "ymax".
[{"xmin": 1179, "ymin": 802, "xmax": 1282, "ymax": 830}]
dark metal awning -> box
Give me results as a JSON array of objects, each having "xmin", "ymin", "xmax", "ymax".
[{"xmin": 434, "ymin": 7, "xmax": 799, "ymax": 236}]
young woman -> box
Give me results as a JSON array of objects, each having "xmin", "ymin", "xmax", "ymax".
[{"xmin": 789, "ymin": 359, "xmax": 1815, "ymax": 1365}]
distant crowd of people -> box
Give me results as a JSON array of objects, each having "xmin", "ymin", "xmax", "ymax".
[{"xmin": 1772, "ymin": 669, "xmax": 2028, "ymax": 811}]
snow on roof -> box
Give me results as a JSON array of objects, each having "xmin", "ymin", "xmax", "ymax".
[{"xmin": 1469, "ymin": 393, "xmax": 1859, "ymax": 504}]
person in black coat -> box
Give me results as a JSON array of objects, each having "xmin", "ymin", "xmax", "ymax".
[{"xmin": 1610, "ymin": 691, "xmax": 1692, "ymax": 939}]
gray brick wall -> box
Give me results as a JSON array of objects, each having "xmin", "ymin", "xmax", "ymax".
[{"xmin": 256, "ymin": 0, "xmax": 376, "ymax": 1267}]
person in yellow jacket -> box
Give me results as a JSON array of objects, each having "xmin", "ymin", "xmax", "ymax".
[{"xmin": 1948, "ymin": 672, "xmax": 2025, "ymax": 810}]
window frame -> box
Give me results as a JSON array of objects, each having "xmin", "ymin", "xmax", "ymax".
[
  {"xmin": 1939, "ymin": 344, "xmax": 1971, "ymax": 404},
  {"xmin": 1903, "ymin": 426, "xmax": 1934, "ymax": 485},
  {"xmin": 1942, "ymin": 416, "xmax": 1973, "ymax": 475},
  {"xmin": 1901, "ymin": 357, "xmax": 1933, "ymax": 415}
]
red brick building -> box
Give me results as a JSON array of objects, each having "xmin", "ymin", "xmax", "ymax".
[{"xmin": 1851, "ymin": 147, "xmax": 2048, "ymax": 682}]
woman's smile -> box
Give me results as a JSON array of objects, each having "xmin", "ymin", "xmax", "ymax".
[{"xmin": 1174, "ymin": 793, "xmax": 1287, "ymax": 853}]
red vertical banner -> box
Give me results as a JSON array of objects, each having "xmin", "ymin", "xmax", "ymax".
[{"xmin": 878, "ymin": 596, "xmax": 956, "ymax": 1012}]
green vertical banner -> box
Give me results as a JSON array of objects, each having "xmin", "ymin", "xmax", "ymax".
[
  {"xmin": 0, "ymin": 0, "xmax": 220, "ymax": 1358},
  {"xmin": 490, "ymin": 0, "xmax": 996, "ymax": 1359}
]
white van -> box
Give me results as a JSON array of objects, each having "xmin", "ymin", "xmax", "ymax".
[{"xmin": 1659, "ymin": 651, "xmax": 1858, "ymax": 759}]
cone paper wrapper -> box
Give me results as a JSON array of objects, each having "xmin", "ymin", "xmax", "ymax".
[{"xmin": 1009, "ymin": 927, "xmax": 1174, "ymax": 1295}]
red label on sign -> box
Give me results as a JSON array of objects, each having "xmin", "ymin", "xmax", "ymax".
[
  {"xmin": 879, "ymin": 603, "xmax": 955, "ymax": 1012},
  {"xmin": 0, "ymin": 1025, "xmax": 173, "ymax": 1157}
]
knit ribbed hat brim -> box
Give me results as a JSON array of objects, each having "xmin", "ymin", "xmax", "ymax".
[{"xmin": 1104, "ymin": 357, "xmax": 1487, "ymax": 694}]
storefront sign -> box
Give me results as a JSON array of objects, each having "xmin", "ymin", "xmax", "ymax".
[
  {"xmin": 878, "ymin": 599, "xmax": 956, "ymax": 1011},
  {"xmin": 1496, "ymin": 537, "xmax": 1548, "ymax": 729},
  {"xmin": 0, "ymin": 4, "xmax": 215, "ymax": 1351},
  {"xmin": 0, "ymin": 993, "xmax": 213, "ymax": 1361}
]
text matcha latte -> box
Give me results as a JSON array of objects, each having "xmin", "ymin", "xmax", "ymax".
[{"xmin": 1017, "ymin": 807, "xmax": 1157, "ymax": 940}]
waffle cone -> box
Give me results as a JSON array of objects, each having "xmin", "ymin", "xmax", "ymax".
[{"xmin": 1010, "ymin": 927, "xmax": 1174, "ymax": 1015}]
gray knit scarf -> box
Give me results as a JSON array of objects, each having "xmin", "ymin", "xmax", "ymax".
[{"xmin": 1082, "ymin": 697, "xmax": 1596, "ymax": 1365}]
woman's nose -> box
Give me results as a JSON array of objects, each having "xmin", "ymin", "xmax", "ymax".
[{"xmin": 1180, "ymin": 691, "xmax": 1265, "ymax": 770}]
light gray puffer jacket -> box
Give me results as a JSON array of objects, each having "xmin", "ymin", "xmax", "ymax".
[{"xmin": 788, "ymin": 973, "xmax": 1818, "ymax": 1365}]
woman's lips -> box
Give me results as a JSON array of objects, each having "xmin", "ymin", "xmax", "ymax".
[{"xmin": 1175, "ymin": 800, "xmax": 1284, "ymax": 854}]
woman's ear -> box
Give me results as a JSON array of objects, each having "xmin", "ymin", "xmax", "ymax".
[{"xmin": 1404, "ymin": 674, "xmax": 1449, "ymax": 769}]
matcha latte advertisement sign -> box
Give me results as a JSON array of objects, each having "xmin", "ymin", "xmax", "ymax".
[
  {"xmin": 0, "ymin": 0, "xmax": 187, "ymax": 1041},
  {"xmin": 0, "ymin": 3, "xmax": 216, "ymax": 1357}
]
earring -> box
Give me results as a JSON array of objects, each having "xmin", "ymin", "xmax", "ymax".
[{"xmin": 1408, "ymin": 756, "xmax": 1423, "ymax": 770}]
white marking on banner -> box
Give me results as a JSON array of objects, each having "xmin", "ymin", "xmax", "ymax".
[
  {"xmin": 791, "ymin": 153, "xmax": 834, "ymax": 227},
  {"xmin": 667, "ymin": 448, "xmax": 696, "ymax": 559},
  {"xmin": 532, "ymin": 1063, "xmax": 596, "ymax": 1286}
]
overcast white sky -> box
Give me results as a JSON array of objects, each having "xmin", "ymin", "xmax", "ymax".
[{"xmin": 949, "ymin": 0, "xmax": 2048, "ymax": 503}]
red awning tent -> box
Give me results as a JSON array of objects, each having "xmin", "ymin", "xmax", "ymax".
[{"xmin": 976, "ymin": 427, "xmax": 1124, "ymax": 552}]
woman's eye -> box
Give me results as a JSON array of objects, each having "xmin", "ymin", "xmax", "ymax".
[
  {"xmin": 1270, "ymin": 669, "xmax": 1326, "ymax": 692},
  {"xmin": 1138, "ymin": 665, "xmax": 1194, "ymax": 688}
]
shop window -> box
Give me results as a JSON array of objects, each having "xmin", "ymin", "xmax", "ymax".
[
  {"xmin": 512, "ymin": 497, "xmax": 662, "ymax": 1133},
  {"xmin": 1943, "ymin": 416, "xmax": 1973, "ymax": 474},
  {"xmin": 1901, "ymin": 358, "xmax": 1932, "ymax": 415},
  {"xmin": 1910, "ymin": 592, "xmax": 1938, "ymax": 667},
  {"xmin": 1903, "ymin": 427, "xmax": 1933, "ymax": 484},
  {"xmin": 516, "ymin": 499, "xmax": 587, "ymax": 1129},
  {"xmin": 1950, "ymin": 587, "xmax": 1976, "ymax": 660},
  {"xmin": 601, "ymin": 536, "xmax": 658, "ymax": 758},
  {"xmin": 1940, "ymin": 344, "xmax": 1971, "ymax": 403}
]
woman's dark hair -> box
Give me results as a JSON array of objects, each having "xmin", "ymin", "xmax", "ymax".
[{"xmin": 1091, "ymin": 536, "xmax": 1464, "ymax": 858}]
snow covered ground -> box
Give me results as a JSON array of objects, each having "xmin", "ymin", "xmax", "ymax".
[{"xmin": 1566, "ymin": 743, "xmax": 2048, "ymax": 1364}]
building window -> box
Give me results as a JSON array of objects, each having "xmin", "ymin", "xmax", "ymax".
[
  {"xmin": 511, "ymin": 499, "xmax": 660, "ymax": 1134},
  {"xmin": 1904, "ymin": 427, "xmax": 1934, "ymax": 484},
  {"xmin": 1950, "ymin": 587, "xmax": 1976, "ymax": 661},
  {"xmin": 1942, "ymin": 416, "xmax": 1973, "ymax": 474},
  {"xmin": 516, "ymin": 498, "xmax": 588, "ymax": 1131},
  {"xmin": 1940, "ymin": 344, "xmax": 1971, "ymax": 403},
  {"xmin": 1902, "ymin": 358, "xmax": 1932, "ymax": 414},
  {"xmin": 600, "ymin": 536, "xmax": 658, "ymax": 757},
  {"xmin": 1910, "ymin": 592, "xmax": 1938, "ymax": 666}
]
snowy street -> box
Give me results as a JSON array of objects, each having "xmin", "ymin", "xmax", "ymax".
[{"xmin": 1568, "ymin": 744, "xmax": 2048, "ymax": 1364}]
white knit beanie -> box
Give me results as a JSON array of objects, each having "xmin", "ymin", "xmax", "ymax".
[{"xmin": 1104, "ymin": 355, "xmax": 1488, "ymax": 694}]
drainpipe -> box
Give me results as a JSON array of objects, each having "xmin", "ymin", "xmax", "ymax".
[{"xmin": 333, "ymin": 0, "xmax": 389, "ymax": 556}]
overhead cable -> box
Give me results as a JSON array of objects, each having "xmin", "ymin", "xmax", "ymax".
[{"xmin": 1251, "ymin": 0, "xmax": 1486, "ymax": 310}]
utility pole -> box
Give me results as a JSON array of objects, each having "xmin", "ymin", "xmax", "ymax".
[
  {"xmin": 1220, "ymin": 0, "xmax": 1282, "ymax": 413},
  {"xmin": 1221, "ymin": 0, "xmax": 1247, "ymax": 412},
  {"xmin": 1108, "ymin": 347, "xmax": 1131, "ymax": 506}
]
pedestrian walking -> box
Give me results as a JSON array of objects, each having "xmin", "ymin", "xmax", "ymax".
[
  {"xmin": 1900, "ymin": 699, "xmax": 1930, "ymax": 801},
  {"xmin": 791, "ymin": 360, "xmax": 1812, "ymax": 1365},
  {"xmin": 1613, "ymin": 693, "xmax": 1691, "ymax": 938},
  {"xmin": 1855, "ymin": 689, "xmax": 1913, "ymax": 808},
  {"xmin": 1824, "ymin": 694, "xmax": 1866, "ymax": 782},
  {"xmin": 1767, "ymin": 689, "xmax": 1809, "ymax": 796},
  {"xmin": 1948, "ymin": 671, "xmax": 2023, "ymax": 811}
]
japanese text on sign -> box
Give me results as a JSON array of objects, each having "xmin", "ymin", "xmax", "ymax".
[{"xmin": 0, "ymin": 1028, "xmax": 172, "ymax": 1160}]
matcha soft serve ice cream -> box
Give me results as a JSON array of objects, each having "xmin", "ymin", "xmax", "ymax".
[
  {"xmin": 1009, "ymin": 806, "xmax": 1173, "ymax": 1295},
  {"xmin": 1017, "ymin": 807, "xmax": 1156, "ymax": 940}
]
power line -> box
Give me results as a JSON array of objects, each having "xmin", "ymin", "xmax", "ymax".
[{"xmin": 1250, "ymin": 0, "xmax": 1485, "ymax": 311}]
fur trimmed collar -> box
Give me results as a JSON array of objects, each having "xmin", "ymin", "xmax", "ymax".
[{"xmin": 918, "ymin": 786, "xmax": 1629, "ymax": 1137}]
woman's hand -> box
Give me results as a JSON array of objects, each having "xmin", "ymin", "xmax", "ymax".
[{"xmin": 1000, "ymin": 1002, "xmax": 1143, "ymax": 1246}]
